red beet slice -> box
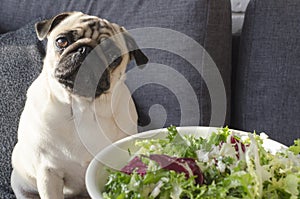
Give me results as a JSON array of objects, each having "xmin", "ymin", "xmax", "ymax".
[
  {"xmin": 229, "ymin": 136, "xmax": 246, "ymax": 159},
  {"xmin": 149, "ymin": 154, "xmax": 204, "ymax": 185},
  {"xmin": 230, "ymin": 136, "xmax": 245, "ymax": 152},
  {"xmin": 121, "ymin": 156, "xmax": 147, "ymax": 176},
  {"xmin": 177, "ymin": 157, "xmax": 204, "ymax": 184}
]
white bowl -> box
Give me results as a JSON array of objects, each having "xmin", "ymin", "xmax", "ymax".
[{"xmin": 85, "ymin": 126, "xmax": 286, "ymax": 199}]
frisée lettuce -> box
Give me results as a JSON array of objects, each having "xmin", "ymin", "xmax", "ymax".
[{"xmin": 102, "ymin": 126, "xmax": 300, "ymax": 199}]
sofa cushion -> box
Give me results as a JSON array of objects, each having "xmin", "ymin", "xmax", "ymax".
[
  {"xmin": 0, "ymin": 0, "xmax": 232, "ymax": 129},
  {"xmin": 0, "ymin": 19, "xmax": 43, "ymax": 199},
  {"xmin": 232, "ymin": 0, "xmax": 300, "ymax": 145},
  {"xmin": 0, "ymin": 0, "xmax": 231, "ymax": 197}
]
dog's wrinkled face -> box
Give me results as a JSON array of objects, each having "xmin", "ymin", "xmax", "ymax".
[{"xmin": 35, "ymin": 12, "xmax": 148, "ymax": 98}]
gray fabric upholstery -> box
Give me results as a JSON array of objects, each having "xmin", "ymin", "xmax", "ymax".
[
  {"xmin": 232, "ymin": 0, "xmax": 300, "ymax": 145},
  {"xmin": 0, "ymin": 1, "xmax": 232, "ymax": 198},
  {"xmin": 0, "ymin": 0, "xmax": 232, "ymax": 128},
  {"xmin": 0, "ymin": 20, "xmax": 43, "ymax": 199}
]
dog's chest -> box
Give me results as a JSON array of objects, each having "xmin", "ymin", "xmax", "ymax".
[
  {"xmin": 40, "ymin": 100, "xmax": 96, "ymax": 161},
  {"xmin": 38, "ymin": 102, "xmax": 95, "ymax": 193}
]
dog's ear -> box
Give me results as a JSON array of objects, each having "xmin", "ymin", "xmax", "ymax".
[
  {"xmin": 120, "ymin": 28, "xmax": 148, "ymax": 68},
  {"xmin": 35, "ymin": 12, "xmax": 72, "ymax": 41}
]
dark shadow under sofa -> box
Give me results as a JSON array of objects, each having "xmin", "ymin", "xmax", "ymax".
[{"xmin": 0, "ymin": 0, "xmax": 299, "ymax": 198}]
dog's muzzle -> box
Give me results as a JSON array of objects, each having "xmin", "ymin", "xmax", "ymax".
[{"xmin": 54, "ymin": 38, "xmax": 123, "ymax": 98}]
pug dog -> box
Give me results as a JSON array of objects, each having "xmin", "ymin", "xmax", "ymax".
[{"xmin": 11, "ymin": 11, "xmax": 148, "ymax": 199}]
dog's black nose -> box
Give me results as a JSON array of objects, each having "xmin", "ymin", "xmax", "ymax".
[{"xmin": 78, "ymin": 46, "xmax": 92, "ymax": 55}]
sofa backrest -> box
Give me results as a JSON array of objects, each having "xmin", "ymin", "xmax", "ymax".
[
  {"xmin": 0, "ymin": 0, "xmax": 233, "ymax": 129},
  {"xmin": 232, "ymin": 0, "xmax": 300, "ymax": 145}
]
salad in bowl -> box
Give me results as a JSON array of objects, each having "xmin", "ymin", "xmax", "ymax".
[{"xmin": 86, "ymin": 126, "xmax": 300, "ymax": 199}]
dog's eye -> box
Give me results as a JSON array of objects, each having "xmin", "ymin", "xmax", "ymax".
[{"xmin": 55, "ymin": 37, "xmax": 69, "ymax": 49}]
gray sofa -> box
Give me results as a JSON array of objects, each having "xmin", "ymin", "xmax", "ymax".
[{"xmin": 0, "ymin": 0, "xmax": 299, "ymax": 198}]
